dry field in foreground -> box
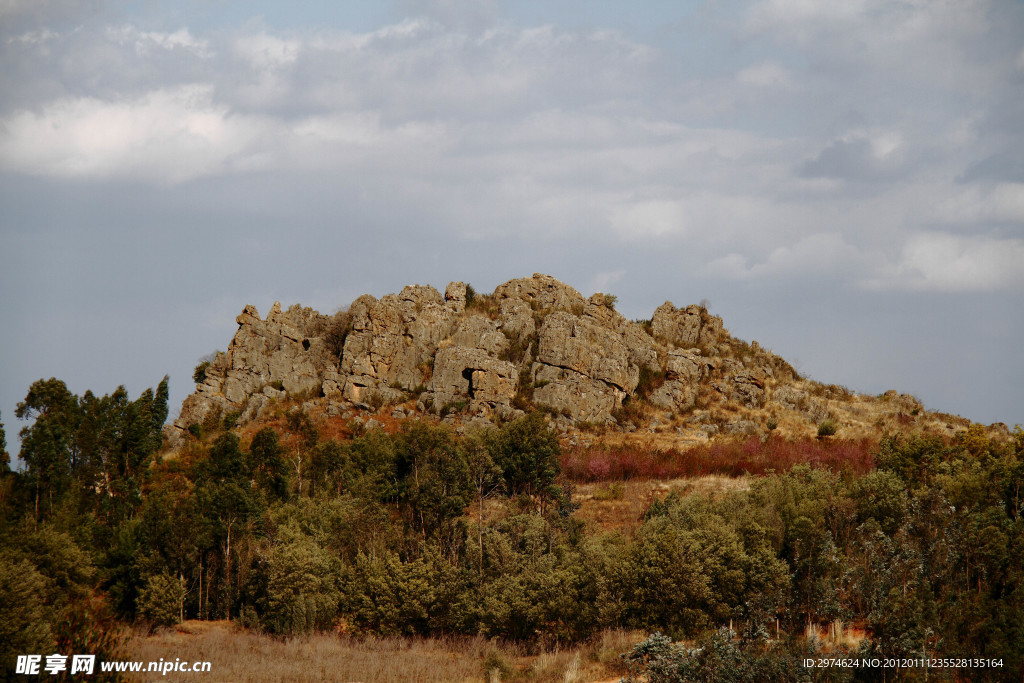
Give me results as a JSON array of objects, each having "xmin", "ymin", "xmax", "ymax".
[{"xmin": 126, "ymin": 620, "xmax": 639, "ymax": 683}]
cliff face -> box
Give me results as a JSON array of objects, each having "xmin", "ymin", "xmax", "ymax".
[{"xmin": 167, "ymin": 273, "xmax": 956, "ymax": 446}]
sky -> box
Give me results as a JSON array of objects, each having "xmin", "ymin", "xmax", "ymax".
[{"xmin": 2, "ymin": 0, "xmax": 1023, "ymax": 456}]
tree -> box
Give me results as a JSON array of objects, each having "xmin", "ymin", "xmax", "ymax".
[
  {"xmin": 261, "ymin": 533, "xmax": 342, "ymax": 635},
  {"xmin": 138, "ymin": 572, "xmax": 186, "ymax": 628},
  {"xmin": 0, "ymin": 412, "xmax": 9, "ymax": 473},
  {"xmin": 487, "ymin": 412, "xmax": 562, "ymax": 503},
  {"xmin": 462, "ymin": 430, "xmax": 503, "ymax": 578},
  {"xmin": 248, "ymin": 428, "xmax": 290, "ymax": 501},
  {"xmin": 16, "ymin": 378, "xmax": 81, "ymax": 519},
  {"xmin": 0, "ymin": 557, "xmax": 55, "ymax": 667},
  {"xmin": 195, "ymin": 434, "xmax": 261, "ymax": 620},
  {"xmin": 394, "ymin": 421, "xmax": 472, "ymax": 550},
  {"xmin": 15, "ymin": 376, "xmax": 168, "ymax": 522},
  {"xmin": 77, "ymin": 376, "xmax": 169, "ymax": 522}
]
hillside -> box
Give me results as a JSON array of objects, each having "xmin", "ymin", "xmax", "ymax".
[
  {"xmin": 167, "ymin": 273, "xmax": 998, "ymax": 451},
  {"xmin": 6, "ymin": 274, "xmax": 1022, "ymax": 682}
]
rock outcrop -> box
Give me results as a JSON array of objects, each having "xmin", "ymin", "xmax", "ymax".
[
  {"xmin": 171, "ymin": 302, "xmax": 331, "ymax": 441},
  {"xmin": 338, "ymin": 285, "xmax": 457, "ymax": 403},
  {"xmin": 166, "ymin": 274, "xmax": 808, "ymax": 445}
]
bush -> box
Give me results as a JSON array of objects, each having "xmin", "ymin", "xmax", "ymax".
[
  {"xmin": 193, "ymin": 360, "xmax": 210, "ymax": 385},
  {"xmin": 137, "ymin": 572, "xmax": 185, "ymax": 628},
  {"xmin": 223, "ymin": 410, "xmax": 242, "ymax": 430},
  {"xmin": 634, "ymin": 366, "xmax": 666, "ymax": 400},
  {"xmin": 201, "ymin": 405, "xmax": 223, "ymax": 434},
  {"xmin": 321, "ymin": 310, "xmax": 353, "ymax": 360},
  {"xmin": 817, "ymin": 419, "xmax": 838, "ymax": 438},
  {"xmin": 0, "ymin": 558, "xmax": 54, "ymax": 664}
]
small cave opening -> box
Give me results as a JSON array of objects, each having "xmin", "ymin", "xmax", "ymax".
[
  {"xmin": 302, "ymin": 339, "xmax": 311, "ymax": 351},
  {"xmin": 462, "ymin": 367, "xmax": 475, "ymax": 398}
]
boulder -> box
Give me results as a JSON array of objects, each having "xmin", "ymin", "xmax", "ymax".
[
  {"xmin": 445, "ymin": 281, "xmax": 467, "ymax": 312},
  {"xmin": 714, "ymin": 368, "xmax": 767, "ymax": 408},
  {"xmin": 651, "ymin": 302, "xmax": 724, "ymax": 348},
  {"xmin": 582, "ymin": 294, "xmax": 660, "ymax": 373},
  {"xmin": 426, "ymin": 346, "xmax": 518, "ymax": 412},
  {"xmin": 493, "ymin": 273, "xmax": 587, "ymax": 314},
  {"xmin": 535, "ymin": 312, "xmax": 637, "ymax": 393},
  {"xmin": 340, "ymin": 284, "xmax": 457, "ymax": 400},
  {"xmin": 532, "ymin": 365, "xmax": 619, "ymax": 423},
  {"xmin": 649, "ymin": 349, "xmax": 705, "ymax": 411},
  {"xmin": 448, "ymin": 315, "xmax": 509, "ymax": 357}
]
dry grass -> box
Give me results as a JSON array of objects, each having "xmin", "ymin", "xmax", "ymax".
[
  {"xmin": 573, "ymin": 476, "xmax": 750, "ymax": 534},
  {"xmin": 803, "ymin": 620, "xmax": 868, "ymax": 653},
  {"xmin": 126, "ymin": 621, "xmax": 643, "ymax": 683}
]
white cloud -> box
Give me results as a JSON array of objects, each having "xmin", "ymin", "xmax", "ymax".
[
  {"xmin": 609, "ymin": 199, "xmax": 686, "ymax": 238},
  {"xmin": 929, "ymin": 182, "xmax": 1024, "ymax": 226},
  {"xmin": 869, "ymin": 233, "xmax": 1024, "ymax": 291},
  {"xmin": 701, "ymin": 233, "xmax": 866, "ymax": 280},
  {"xmin": 736, "ymin": 61, "xmax": 795, "ymax": 89},
  {"xmin": 589, "ymin": 269, "xmax": 626, "ymax": 294},
  {"xmin": 7, "ymin": 28, "xmax": 57, "ymax": 45},
  {"xmin": 0, "ymin": 85, "xmax": 267, "ymax": 183},
  {"xmin": 234, "ymin": 32, "xmax": 301, "ymax": 69},
  {"xmin": 744, "ymin": 0, "xmax": 997, "ymax": 95},
  {"xmin": 107, "ymin": 25, "xmax": 211, "ymax": 57}
]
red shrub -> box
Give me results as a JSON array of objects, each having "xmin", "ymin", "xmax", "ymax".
[{"xmin": 561, "ymin": 435, "xmax": 877, "ymax": 483}]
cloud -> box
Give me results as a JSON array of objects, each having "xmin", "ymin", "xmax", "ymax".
[
  {"xmin": 736, "ymin": 61, "xmax": 795, "ymax": 89},
  {"xmin": 868, "ymin": 233, "xmax": 1024, "ymax": 292},
  {"xmin": 589, "ymin": 269, "xmax": 626, "ymax": 294},
  {"xmin": 798, "ymin": 129, "xmax": 910, "ymax": 182},
  {"xmin": 928, "ymin": 182, "xmax": 1024, "ymax": 227},
  {"xmin": 106, "ymin": 25, "xmax": 212, "ymax": 58},
  {"xmin": 958, "ymin": 150, "xmax": 1024, "ymax": 184},
  {"xmin": 609, "ymin": 200, "xmax": 686, "ymax": 238},
  {"xmin": 744, "ymin": 0, "xmax": 994, "ymax": 86},
  {"xmin": 234, "ymin": 32, "xmax": 301, "ymax": 70},
  {"xmin": 0, "ymin": 85, "xmax": 267, "ymax": 183},
  {"xmin": 701, "ymin": 233, "xmax": 867, "ymax": 281}
]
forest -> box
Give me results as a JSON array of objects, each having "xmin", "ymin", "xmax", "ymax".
[{"xmin": 1, "ymin": 376, "xmax": 1023, "ymax": 681}]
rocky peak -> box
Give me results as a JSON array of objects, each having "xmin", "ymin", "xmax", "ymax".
[{"xmin": 165, "ymin": 274, "xmax": 813, "ymax": 445}]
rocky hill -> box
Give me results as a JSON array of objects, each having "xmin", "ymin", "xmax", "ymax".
[{"xmin": 166, "ymin": 274, "xmax": 989, "ymax": 448}]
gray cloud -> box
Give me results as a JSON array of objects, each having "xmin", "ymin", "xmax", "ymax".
[
  {"xmin": 797, "ymin": 132, "xmax": 912, "ymax": 183},
  {"xmin": 2, "ymin": 0, "xmax": 1023, "ymax": 449}
]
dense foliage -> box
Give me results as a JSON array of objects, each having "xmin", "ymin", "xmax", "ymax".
[{"xmin": 2, "ymin": 375, "xmax": 1023, "ymax": 681}]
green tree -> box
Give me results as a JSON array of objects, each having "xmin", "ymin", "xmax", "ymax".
[
  {"xmin": 194, "ymin": 434, "xmax": 262, "ymax": 620},
  {"xmin": 0, "ymin": 557, "xmax": 55, "ymax": 671},
  {"xmin": 248, "ymin": 428, "xmax": 290, "ymax": 501},
  {"xmin": 0, "ymin": 412, "xmax": 9, "ymax": 474},
  {"xmin": 77, "ymin": 377, "xmax": 169, "ymax": 522},
  {"xmin": 138, "ymin": 572, "xmax": 186, "ymax": 628},
  {"xmin": 462, "ymin": 430, "xmax": 503, "ymax": 578},
  {"xmin": 309, "ymin": 438, "xmax": 346, "ymax": 497},
  {"xmin": 261, "ymin": 533, "xmax": 342, "ymax": 635},
  {"xmin": 394, "ymin": 421, "xmax": 472, "ymax": 549},
  {"xmin": 487, "ymin": 412, "xmax": 562, "ymax": 502},
  {"xmin": 16, "ymin": 378, "xmax": 81, "ymax": 519}
]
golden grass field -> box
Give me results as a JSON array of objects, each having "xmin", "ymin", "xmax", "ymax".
[{"xmin": 126, "ymin": 620, "xmax": 640, "ymax": 683}]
